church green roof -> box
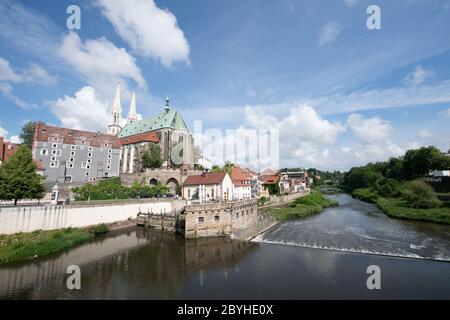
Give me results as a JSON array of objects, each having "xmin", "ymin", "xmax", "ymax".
[{"xmin": 118, "ymin": 109, "xmax": 190, "ymax": 138}]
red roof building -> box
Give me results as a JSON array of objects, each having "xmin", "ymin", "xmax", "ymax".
[
  {"xmin": 0, "ymin": 137, "xmax": 19, "ymax": 165},
  {"xmin": 182, "ymin": 172, "xmax": 234, "ymax": 202}
]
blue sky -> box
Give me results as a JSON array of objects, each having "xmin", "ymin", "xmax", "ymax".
[{"xmin": 0, "ymin": 0, "xmax": 450, "ymax": 170}]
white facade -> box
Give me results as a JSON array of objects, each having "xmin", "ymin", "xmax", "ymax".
[
  {"xmin": 183, "ymin": 174, "xmax": 234, "ymax": 203},
  {"xmin": 433, "ymin": 170, "xmax": 450, "ymax": 177},
  {"xmin": 233, "ymin": 184, "xmax": 252, "ymax": 200}
]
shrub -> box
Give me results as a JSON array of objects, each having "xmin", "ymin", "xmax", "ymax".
[
  {"xmin": 89, "ymin": 224, "xmax": 109, "ymax": 236},
  {"xmin": 258, "ymin": 197, "xmax": 268, "ymax": 206},
  {"xmin": 374, "ymin": 178, "xmax": 401, "ymax": 198},
  {"xmin": 402, "ymin": 180, "xmax": 442, "ymax": 209},
  {"xmin": 352, "ymin": 188, "xmax": 379, "ymax": 203}
]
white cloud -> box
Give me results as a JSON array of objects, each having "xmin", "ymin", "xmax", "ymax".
[
  {"xmin": 0, "ymin": 82, "xmax": 28, "ymax": 109},
  {"xmin": 0, "ymin": 57, "xmax": 22, "ymax": 82},
  {"xmin": 0, "ymin": 126, "xmax": 7, "ymax": 137},
  {"xmin": 0, "ymin": 126, "xmax": 22, "ymax": 144},
  {"xmin": 347, "ymin": 114, "xmax": 392, "ymax": 143},
  {"xmin": 418, "ymin": 129, "xmax": 432, "ymax": 138},
  {"xmin": 95, "ymin": 0, "xmax": 190, "ymax": 67},
  {"xmin": 319, "ymin": 21, "xmax": 342, "ymax": 47},
  {"xmin": 59, "ymin": 32, "xmax": 146, "ymax": 90},
  {"xmin": 404, "ymin": 65, "xmax": 433, "ymax": 85},
  {"xmin": 306, "ymin": 80, "xmax": 450, "ymax": 115},
  {"xmin": 444, "ymin": 108, "xmax": 450, "ymax": 118},
  {"xmin": 48, "ymin": 86, "xmax": 110, "ymax": 132},
  {"xmin": 0, "ymin": 57, "xmax": 56, "ymax": 85},
  {"xmin": 344, "ymin": 0, "xmax": 358, "ymax": 7}
]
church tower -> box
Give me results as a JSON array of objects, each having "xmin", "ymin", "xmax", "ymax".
[
  {"xmin": 127, "ymin": 91, "xmax": 138, "ymax": 124},
  {"xmin": 108, "ymin": 83, "xmax": 122, "ymax": 135}
]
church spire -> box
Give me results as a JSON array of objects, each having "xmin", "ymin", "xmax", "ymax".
[
  {"xmin": 127, "ymin": 91, "xmax": 138, "ymax": 123},
  {"xmin": 164, "ymin": 94, "xmax": 170, "ymax": 113},
  {"xmin": 108, "ymin": 83, "xmax": 123, "ymax": 135}
]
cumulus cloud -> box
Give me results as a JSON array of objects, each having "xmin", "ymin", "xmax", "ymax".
[
  {"xmin": 48, "ymin": 86, "xmax": 110, "ymax": 132},
  {"xmin": 0, "ymin": 57, "xmax": 55, "ymax": 108},
  {"xmin": 95, "ymin": 0, "xmax": 190, "ymax": 67},
  {"xmin": 0, "ymin": 82, "xmax": 28, "ymax": 109},
  {"xmin": 418, "ymin": 129, "xmax": 432, "ymax": 138},
  {"xmin": 347, "ymin": 113, "xmax": 392, "ymax": 143},
  {"xmin": 344, "ymin": 0, "xmax": 358, "ymax": 7},
  {"xmin": 404, "ymin": 65, "xmax": 433, "ymax": 85},
  {"xmin": 59, "ymin": 32, "xmax": 146, "ymax": 91},
  {"xmin": 0, "ymin": 126, "xmax": 22, "ymax": 144},
  {"xmin": 444, "ymin": 108, "xmax": 450, "ymax": 118},
  {"xmin": 319, "ymin": 21, "xmax": 342, "ymax": 47},
  {"xmin": 0, "ymin": 57, "xmax": 56, "ymax": 85}
]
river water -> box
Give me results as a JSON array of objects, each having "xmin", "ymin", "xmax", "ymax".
[
  {"xmin": 0, "ymin": 195, "xmax": 449, "ymax": 299},
  {"xmin": 255, "ymin": 194, "xmax": 450, "ymax": 261}
]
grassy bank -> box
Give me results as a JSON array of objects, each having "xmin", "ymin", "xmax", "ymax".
[
  {"xmin": 0, "ymin": 225, "xmax": 109, "ymax": 265},
  {"xmin": 352, "ymin": 188, "xmax": 450, "ymax": 225},
  {"xmin": 269, "ymin": 192, "xmax": 339, "ymax": 221}
]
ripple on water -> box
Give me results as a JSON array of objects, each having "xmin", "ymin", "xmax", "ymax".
[{"xmin": 255, "ymin": 194, "xmax": 450, "ymax": 262}]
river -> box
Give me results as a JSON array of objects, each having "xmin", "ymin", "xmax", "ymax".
[{"xmin": 0, "ymin": 194, "xmax": 449, "ymax": 299}]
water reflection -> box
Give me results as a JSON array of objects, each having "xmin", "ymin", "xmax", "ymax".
[{"xmin": 0, "ymin": 228, "xmax": 258, "ymax": 299}]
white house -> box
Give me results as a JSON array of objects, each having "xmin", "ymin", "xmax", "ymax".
[
  {"xmin": 196, "ymin": 155, "xmax": 213, "ymax": 170},
  {"xmin": 182, "ymin": 172, "xmax": 234, "ymax": 203},
  {"xmin": 231, "ymin": 165, "xmax": 254, "ymax": 199}
]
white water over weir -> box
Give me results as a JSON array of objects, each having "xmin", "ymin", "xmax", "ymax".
[{"xmin": 253, "ymin": 194, "xmax": 450, "ymax": 262}]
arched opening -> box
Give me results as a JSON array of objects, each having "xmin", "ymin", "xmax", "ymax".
[
  {"xmin": 149, "ymin": 178, "xmax": 158, "ymax": 185},
  {"xmin": 166, "ymin": 178, "xmax": 180, "ymax": 195}
]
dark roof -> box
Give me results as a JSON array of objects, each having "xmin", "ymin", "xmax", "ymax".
[{"xmin": 183, "ymin": 172, "xmax": 227, "ymax": 186}]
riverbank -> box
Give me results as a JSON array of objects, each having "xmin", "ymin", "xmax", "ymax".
[
  {"xmin": 352, "ymin": 188, "xmax": 450, "ymax": 225},
  {"xmin": 0, "ymin": 228, "xmax": 94, "ymax": 265},
  {"xmin": 268, "ymin": 192, "xmax": 338, "ymax": 221},
  {"xmin": 0, "ymin": 220, "xmax": 136, "ymax": 265}
]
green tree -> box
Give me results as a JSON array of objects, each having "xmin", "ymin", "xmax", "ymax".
[
  {"xmin": 142, "ymin": 144, "xmax": 163, "ymax": 169},
  {"xmin": 0, "ymin": 145, "xmax": 45, "ymax": 205},
  {"xmin": 402, "ymin": 180, "xmax": 441, "ymax": 209},
  {"xmin": 403, "ymin": 146, "xmax": 449, "ymax": 178},
  {"xmin": 19, "ymin": 121, "xmax": 38, "ymax": 148}
]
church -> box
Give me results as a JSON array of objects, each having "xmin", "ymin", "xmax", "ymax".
[{"xmin": 108, "ymin": 84, "xmax": 195, "ymax": 175}]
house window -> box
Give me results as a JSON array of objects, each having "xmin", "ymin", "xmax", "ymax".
[
  {"xmin": 85, "ymin": 172, "xmax": 90, "ymax": 177},
  {"xmin": 69, "ymin": 157, "xmax": 74, "ymax": 163},
  {"xmin": 88, "ymin": 147, "xmax": 93, "ymax": 152},
  {"xmin": 188, "ymin": 189, "xmax": 191, "ymax": 198},
  {"xmin": 81, "ymin": 161, "xmax": 86, "ymax": 169},
  {"xmin": 214, "ymin": 216, "xmax": 220, "ymax": 222},
  {"xmin": 87, "ymin": 159, "xmax": 92, "ymax": 164},
  {"xmin": 54, "ymin": 137, "xmax": 58, "ymax": 142},
  {"xmin": 52, "ymin": 143, "xmax": 58, "ymax": 148},
  {"xmin": 66, "ymin": 163, "xmax": 74, "ymax": 169},
  {"xmin": 71, "ymin": 145, "xmax": 76, "ymax": 150},
  {"xmin": 64, "ymin": 176, "xmax": 72, "ymax": 183},
  {"xmin": 86, "ymin": 165, "xmax": 91, "ymax": 170},
  {"xmin": 198, "ymin": 217, "xmax": 204, "ymax": 224},
  {"xmin": 51, "ymin": 156, "xmax": 57, "ymax": 161},
  {"xmin": 70, "ymin": 151, "xmax": 76, "ymax": 156},
  {"xmin": 106, "ymin": 165, "xmax": 111, "ymax": 171},
  {"xmin": 107, "ymin": 154, "xmax": 112, "ymax": 159},
  {"xmin": 108, "ymin": 149, "xmax": 112, "ymax": 154},
  {"xmin": 87, "ymin": 152, "xmax": 92, "ymax": 158},
  {"xmin": 211, "ymin": 189, "xmax": 215, "ymax": 198},
  {"xmin": 107, "ymin": 160, "xmax": 112, "ymax": 164},
  {"xmin": 49, "ymin": 161, "xmax": 59, "ymax": 168},
  {"xmin": 40, "ymin": 148, "xmax": 48, "ymax": 156}
]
